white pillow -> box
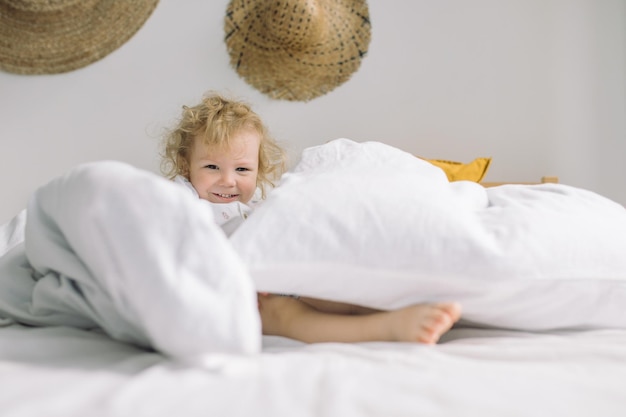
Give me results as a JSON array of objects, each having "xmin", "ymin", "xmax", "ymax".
[{"xmin": 231, "ymin": 139, "xmax": 626, "ymax": 331}]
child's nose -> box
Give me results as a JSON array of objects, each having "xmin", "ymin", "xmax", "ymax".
[{"xmin": 220, "ymin": 171, "xmax": 236, "ymax": 185}]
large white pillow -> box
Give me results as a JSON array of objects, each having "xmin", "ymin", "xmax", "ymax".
[{"xmin": 230, "ymin": 139, "xmax": 626, "ymax": 331}]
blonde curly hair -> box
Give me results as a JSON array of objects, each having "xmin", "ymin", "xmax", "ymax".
[{"xmin": 160, "ymin": 92, "xmax": 287, "ymax": 199}]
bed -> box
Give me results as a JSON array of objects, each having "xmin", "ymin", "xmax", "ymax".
[{"xmin": 2, "ymin": 138, "xmax": 626, "ymax": 416}]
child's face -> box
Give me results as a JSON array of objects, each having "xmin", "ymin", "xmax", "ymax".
[{"xmin": 188, "ymin": 129, "xmax": 260, "ymax": 204}]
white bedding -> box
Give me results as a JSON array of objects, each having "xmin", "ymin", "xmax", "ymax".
[
  {"xmin": 233, "ymin": 139, "xmax": 626, "ymax": 331},
  {"xmin": 2, "ymin": 138, "xmax": 626, "ymax": 416},
  {"xmin": 1, "ymin": 324, "xmax": 626, "ymax": 417},
  {"xmin": 0, "ymin": 161, "xmax": 260, "ymax": 358},
  {"xmin": 2, "ymin": 139, "xmax": 626, "ymax": 347}
]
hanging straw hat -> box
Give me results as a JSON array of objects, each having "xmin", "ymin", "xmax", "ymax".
[
  {"xmin": 224, "ymin": 0, "xmax": 371, "ymax": 102},
  {"xmin": 0, "ymin": 0, "xmax": 159, "ymax": 75}
]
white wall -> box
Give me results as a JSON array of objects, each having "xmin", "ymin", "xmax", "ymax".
[{"xmin": 1, "ymin": 0, "xmax": 624, "ymax": 224}]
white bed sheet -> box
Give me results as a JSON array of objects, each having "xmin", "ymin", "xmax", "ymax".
[{"xmin": 1, "ymin": 323, "xmax": 626, "ymax": 417}]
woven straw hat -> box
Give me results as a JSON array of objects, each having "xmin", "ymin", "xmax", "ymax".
[
  {"xmin": 224, "ymin": 0, "xmax": 371, "ymax": 102},
  {"xmin": 0, "ymin": 0, "xmax": 159, "ymax": 75}
]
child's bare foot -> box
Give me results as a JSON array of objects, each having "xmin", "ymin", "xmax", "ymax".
[
  {"xmin": 386, "ymin": 302, "xmax": 461, "ymax": 344},
  {"xmin": 257, "ymin": 293, "xmax": 461, "ymax": 344}
]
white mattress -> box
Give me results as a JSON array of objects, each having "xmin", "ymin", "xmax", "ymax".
[{"xmin": 2, "ymin": 323, "xmax": 626, "ymax": 417}]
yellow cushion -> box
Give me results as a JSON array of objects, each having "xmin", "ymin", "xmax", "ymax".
[{"xmin": 424, "ymin": 157, "xmax": 492, "ymax": 182}]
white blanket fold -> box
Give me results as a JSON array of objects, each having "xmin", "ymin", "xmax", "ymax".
[{"xmin": 0, "ymin": 161, "xmax": 260, "ymax": 358}]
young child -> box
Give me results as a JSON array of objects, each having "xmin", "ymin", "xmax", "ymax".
[{"xmin": 161, "ymin": 92, "xmax": 461, "ymax": 344}]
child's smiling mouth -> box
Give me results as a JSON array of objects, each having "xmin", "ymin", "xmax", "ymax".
[{"xmin": 213, "ymin": 193, "xmax": 239, "ymax": 201}]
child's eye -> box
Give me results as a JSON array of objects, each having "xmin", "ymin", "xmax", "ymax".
[
  {"xmin": 236, "ymin": 167, "xmax": 250, "ymax": 172},
  {"xmin": 204, "ymin": 164, "xmax": 218, "ymax": 170}
]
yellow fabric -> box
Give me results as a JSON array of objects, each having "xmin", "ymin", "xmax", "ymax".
[{"xmin": 424, "ymin": 157, "xmax": 492, "ymax": 182}]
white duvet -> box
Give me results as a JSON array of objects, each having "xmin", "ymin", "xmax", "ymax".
[
  {"xmin": 1, "ymin": 138, "xmax": 626, "ymax": 357},
  {"xmin": 232, "ymin": 139, "xmax": 626, "ymax": 331},
  {"xmin": 0, "ymin": 162, "xmax": 260, "ymax": 358}
]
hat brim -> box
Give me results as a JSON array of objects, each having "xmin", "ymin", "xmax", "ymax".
[{"xmin": 0, "ymin": 0, "xmax": 159, "ymax": 75}]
